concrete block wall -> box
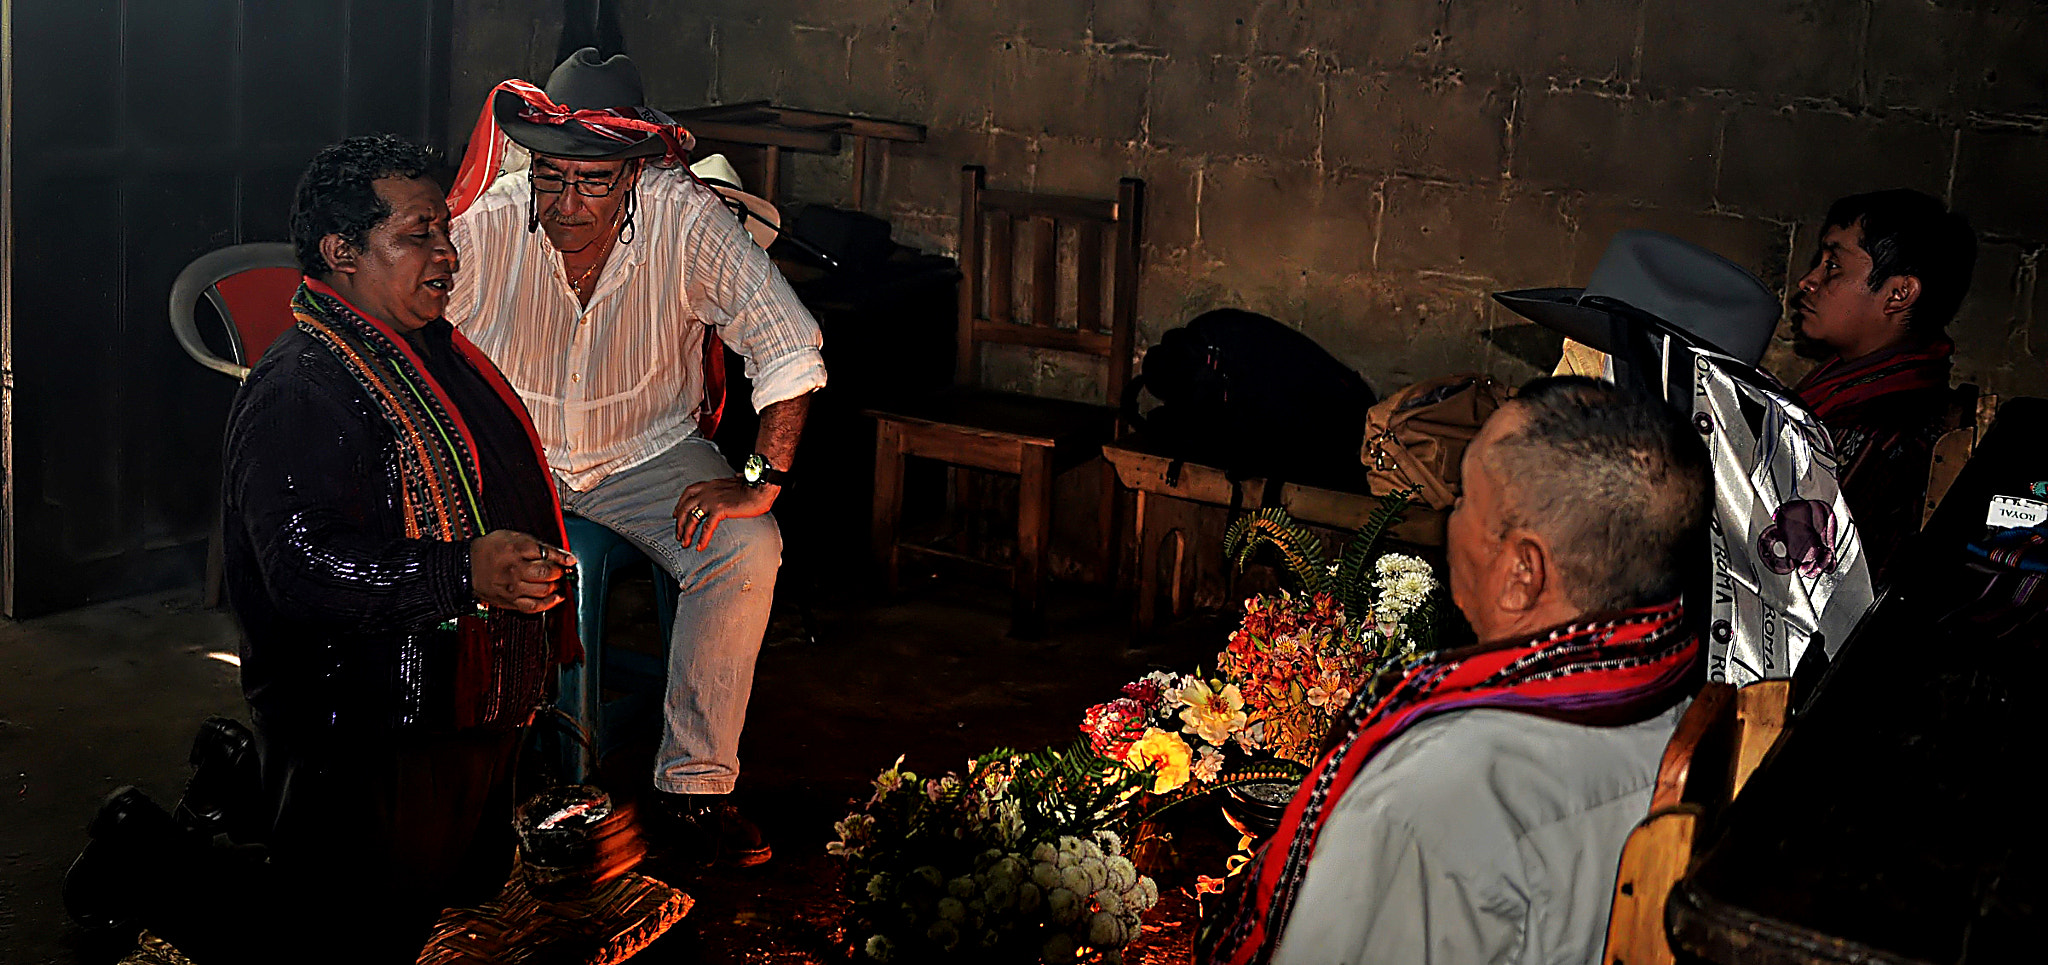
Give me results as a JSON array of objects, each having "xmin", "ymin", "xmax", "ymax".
[{"xmin": 454, "ymin": 0, "xmax": 2048, "ymax": 401}]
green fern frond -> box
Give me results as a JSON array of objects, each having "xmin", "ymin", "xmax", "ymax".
[
  {"xmin": 1223, "ymin": 508, "xmax": 1329, "ymax": 594},
  {"xmin": 1334, "ymin": 488, "xmax": 1416, "ymax": 615}
]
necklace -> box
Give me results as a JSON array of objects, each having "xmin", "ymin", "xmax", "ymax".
[{"xmin": 565, "ymin": 228, "xmax": 618, "ymax": 295}]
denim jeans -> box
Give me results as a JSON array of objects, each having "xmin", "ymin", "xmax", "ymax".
[{"xmin": 557, "ymin": 436, "xmax": 780, "ymax": 794}]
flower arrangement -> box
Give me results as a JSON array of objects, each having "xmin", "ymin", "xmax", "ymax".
[
  {"xmin": 829, "ymin": 747, "xmax": 1161, "ymax": 963},
  {"xmin": 1080, "ymin": 500, "xmax": 1441, "ymax": 791}
]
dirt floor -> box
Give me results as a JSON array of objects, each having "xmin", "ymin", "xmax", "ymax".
[{"xmin": 1, "ymin": 566, "xmax": 1243, "ymax": 963}]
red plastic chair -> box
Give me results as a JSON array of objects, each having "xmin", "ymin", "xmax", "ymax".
[
  {"xmin": 169, "ymin": 242, "xmax": 303, "ymax": 381},
  {"xmin": 170, "ymin": 243, "xmax": 302, "ymax": 605}
]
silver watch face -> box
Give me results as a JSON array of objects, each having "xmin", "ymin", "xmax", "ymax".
[{"xmin": 743, "ymin": 454, "xmax": 767, "ymax": 483}]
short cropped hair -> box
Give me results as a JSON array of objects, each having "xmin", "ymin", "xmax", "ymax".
[
  {"xmin": 289, "ymin": 134, "xmax": 437, "ymax": 276},
  {"xmin": 1485, "ymin": 377, "xmax": 1711, "ymax": 614},
  {"xmin": 1823, "ymin": 189, "xmax": 1977, "ymax": 338}
]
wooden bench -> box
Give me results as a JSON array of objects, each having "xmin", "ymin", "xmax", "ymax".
[{"xmin": 1102, "ymin": 442, "xmax": 1445, "ymax": 632}]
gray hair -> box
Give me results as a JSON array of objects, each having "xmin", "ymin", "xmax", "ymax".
[{"xmin": 1484, "ymin": 376, "xmax": 1710, "ymax": 613}]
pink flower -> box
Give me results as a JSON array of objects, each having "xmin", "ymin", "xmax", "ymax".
[{"xmin": 1081, "ymin": 697, "xmax": 1150, "ymax": 759}]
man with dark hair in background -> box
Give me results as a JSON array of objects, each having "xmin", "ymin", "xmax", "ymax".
[
  {"xmin": 1790, "ymin": 188, "xmax": 1977, "ymax": 577},
  {"xmin": 1203, "ymin": 377, "xmax": 1710, "ymax": 965}
]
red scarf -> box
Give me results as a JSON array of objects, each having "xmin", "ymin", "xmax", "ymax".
[
  {"xmin": 444, "ymin": 81, "xmax": 730, "ymax": 439},
  {"xmin": 1792, "ymin": 338, "xmax": 1953, "ymax": 425},
  {"xmin": 1201, "ymin": 600, "xmax": 1697, "ymax": 965}
]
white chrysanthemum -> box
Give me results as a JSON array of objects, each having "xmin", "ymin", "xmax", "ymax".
[
  {"xmin": 947, "ymin": 876, "xmax": 976, "ymax": 899},
  {"xmin": 863, "ymin": 934, "xmax": 893, "ymax": 962},
  {"xmin": 1032, "ymin": 841, "xmax": 1058, "ymax": 865},
  {"xmin": 1017, "ymin": 881, "xmax": 1043, "ymax": 913},
  {"xmin": 1093, "ymin": 829, "xmax": 1123, "ymax": 854},
  {"xmin": 1097, "ymin": 890, "xmax": 1124, "ymax": 917},
  {"xmin": 1134, "ymin": 875, "xmax": 1159, "ymax": 910},
  {"xmin": 913, "ymin": 865, "xmax": 943, "ymax": 889},
  {"xmin": 1059, "ymin": 865, "xmax": 1089, "ymax": 895},
  {"xmin": 983, "ymin": 878, "xmax": 1017, "ymax": 911},
  {"xmin": 1080, "ymin": 856, "xmax": 1109, "ymax": 892},
  {"xmin": 1087, "ymin": 910, "xmax": 1127, "ymax": 947},
  {"xmin": 865, "ymin": 873, "xmax": 891, "ymax": 899},
  {"xmin": 1047, "ymin": 887, "xmax": 1080, "ymax": 924},
  {"xmin": 926, "ymin": 920, "xmax": 960, "ymax": 952},
  {"xmin": 937, "ymin": 897, "xmax": 966, "ymax": 922},
  {"xmin": 1042, "ymin": 933, "xmax": 1078, "ymax": 965}
]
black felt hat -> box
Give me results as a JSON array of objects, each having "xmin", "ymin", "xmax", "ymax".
[
  {"xmin": 1494, "ymin": 230, "xmax": 1783, "ymax": 367},
  {"xmin": 494, "ymin": 47, "xmax": 675, "ymax": 160}
]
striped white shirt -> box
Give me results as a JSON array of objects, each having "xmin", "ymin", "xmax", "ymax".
[{"xmin": 448, "ymin": 166, "xmax": 826, "ymax": 492}]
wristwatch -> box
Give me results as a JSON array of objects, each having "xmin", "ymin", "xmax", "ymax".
[{"xmin": 741, "ymin": 453, "xmax": 790, "ymax": 488}]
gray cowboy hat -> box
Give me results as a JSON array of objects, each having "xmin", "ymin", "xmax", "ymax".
[
  {"xmin": 1493, "ymin": 230, "xmax": 1783, "ymax": 367},
  {"xmin": 494, "ymin": 47, "xmax": 676, "ymax": 160}
]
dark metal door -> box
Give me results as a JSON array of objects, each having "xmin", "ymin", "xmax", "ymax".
[{"xmin": 3, "ymin": 0, "xmax": 453, "ymax": 617}]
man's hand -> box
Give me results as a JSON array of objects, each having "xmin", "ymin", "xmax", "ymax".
[
  {"xmin": 470, "ymin": 529, "xmax": 577, "ymax": 612},
  {"xmin": 673, "ymin": 477, "xmax": 777, "ymax": 551}
]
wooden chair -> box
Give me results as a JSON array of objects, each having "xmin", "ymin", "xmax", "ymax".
[
  {"xmin": 1923, "ymin": 383, "xmax": 1994, "ymax": 529},
  {"xmin": 868, "ymin": 166, "xmax": 1143, "ymax": 635},
  {"xmin": 1602, "ymin": 679, "xmax": 1791, "ymax": 965}
]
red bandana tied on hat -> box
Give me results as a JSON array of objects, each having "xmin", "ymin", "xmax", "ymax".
[{"xmin": 1200, "ymin": 600, "xmax": 1698, "ymax": 965}]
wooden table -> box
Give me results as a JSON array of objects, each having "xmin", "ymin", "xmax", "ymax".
[
  {"xmin": 1667, "ymin": 397, "xmax": 2048, "ymax": 965},
  {"xmin": 665, "ymin": 102, "xmax": 925, "ymax": 206},
  {"xmin": 1102, "ymin": 442, "xmax": 1444, "ymax": 632}
]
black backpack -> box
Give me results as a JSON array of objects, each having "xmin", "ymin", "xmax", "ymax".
[{"xmin": 1120, "ymin": 309, "xmax": 1376, "ymax": 489}]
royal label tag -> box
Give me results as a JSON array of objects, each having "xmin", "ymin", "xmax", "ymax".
[{"xmin": 1985, "ymin": 495, "xmax": 2048, "ymax": 530}]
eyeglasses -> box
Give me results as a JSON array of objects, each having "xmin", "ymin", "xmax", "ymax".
[{"xmin": 530, "ymin": 171, "xmax": 625, "ymax": 197}]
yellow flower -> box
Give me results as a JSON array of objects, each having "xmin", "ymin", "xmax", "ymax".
[
  {"xmin": 1126, "ymin": 728, "xmax": 1193, "ymax": 793},
  {"xmin": 1177, "ymin": 678, "xmax": 1249, "ymax": 746}
]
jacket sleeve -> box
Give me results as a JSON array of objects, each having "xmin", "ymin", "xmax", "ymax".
[{"xmin": 224, "ymin": 351, "xmax": 478, "ymax": 632}]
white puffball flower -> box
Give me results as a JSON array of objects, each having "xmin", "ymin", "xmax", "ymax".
[
  {"xmin": 863, "ymin": 934, "xmax": 893, "ymax": 962},
  {"xmin": 1031, "ymin": 861, "xmax": 1062, "ymax": 891},
  {"xmin": 937, "ymin": 897, "xmax": 966, "ymax": 923},
  {"xmin": 1097, "ymin": 890, "xmax": 1124, "ymax": 917},
  {"xmin": 983, "ymin": 879, "xmax": 1017, "ymax": 912},
  {"xmin": 1133, "ymin": 875, "xmax": 1159, "ymax": 910},
  {"xmin": 1080, "ymin": 856, "xmax": 1109, "ymax": 892},
  {"xmin": 865, "ymin": 873, "xmax": 891, "ymax": 899},
  {"xmin": 1032, "ymin": 841, "xmax": 1059, "ymax": 865},
  {"xmin": 1106, "ymin": 855, "xmax": 1138, "ymax": 893},
  {"xmin": 1047, "ymin": 887, "xmax": 1080, "ymax": 924},
  {"xmin": 1042, "ymin": 933, "xmax": 1078, "ymax": 965},
  {"xmin": 947, "ymin": 876, "xmax": 977, "ymax": 899},
  {"xmin": 992, "ymin": 856, "xmax": 1024, "ymax": 884},
  {"xmin": 1087, "ymin": 910, "xmax": 1127, "ymax": 947},
  {"xmin": 913, "ymin": 865, "xmax": 943, "ymax": 889},
  {"xmin": 1017, "ymin": 881, "xmax": 1043, "ymax": 913},
  {"xmin": 1059, "ymin": 865, "xmax": 1090, "ymax": 895},
  {"xmin": 1093, "ymin": 829, "xmax": 1123, "ymax": 854},
  {"xmin": 926, "ymin": 920, "xmax": 960, "ymax": 952}
]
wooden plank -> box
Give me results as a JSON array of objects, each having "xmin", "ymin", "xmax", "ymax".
[
  {"xmin": 1016, "ymin": 445, "xmax": 1055, "ymax": 636},
  {"xmin": 1730, "ymin": 679, "xmax": 1790, "ymax": 799},
  {"xmin": 981, "ymin": 187, "xmax": 1117, "ymax": 222},
  {"xmin": 988, "ymin": 209, "xmax": 1014, "ymax": 328},
  {"xmin": 1601, "ymin": 807, "xmax": 1700, "ymax": 965},
  {"xmin": 1922, "ymin": 426, "xmax": 1975, "ymax": 528},
  {"xmin": 1108, "ymin": 178, "xmax": 1144, "ymax": 404},
  {"xmin": 761, "ymin": 145, "xmax": 782, "ymax": 202},
  {"xmin": 1651, "ymin": 682, "xmax": 1735, "ymax": 811},
  {"xmin": 973, "ymin": 321, "xmax": 1111, "ymax": 355},
  {"xmin": 750, "ymin": 107, "xmax": 926, "ymax": 142},
  {"xmin": 1031, "ymin": 216, "xmax": 1059, "ymax": 328},
  {"xmin": 1101, "ymin": 445, "xmax": 1246, "ymax": 505},
  {"xmin": 1277, "ymin": 483, "xmax": 1446, "ymax": 547},
  {"xmin": 676, "ymin": 118, "xmax": 840, "ymax": 153},
  {"xmin": 873, "ymin": 420, "xmax": 906, "ymax": 591},
  {"xmin": 887, "ymin": 418, "xmax": 1033, "ymax": 471},
  {"xmin": 956, "ymin": 167, "xmax": 985, "ymax": 386},
  {"xmin": 1076, "ymin": 223, "xmax": 1103, "ymax": 333}
]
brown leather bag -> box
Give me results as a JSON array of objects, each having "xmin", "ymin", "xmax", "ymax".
[{"xmin": 1362, "ymin": 373, "xmax": 1509, "ymax": 509}]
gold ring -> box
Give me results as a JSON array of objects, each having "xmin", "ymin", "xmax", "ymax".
[{"xmin": 691, "ymin": 507, "xmax": 708, "ymax": 520}]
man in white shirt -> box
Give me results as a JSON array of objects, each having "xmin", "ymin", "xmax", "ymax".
[
  {"xmin": 447, "ymin": 48, "xmax": 824, "ymax": 866},
  {"xmin": 1205, "ymin": 377, "xmax": 1709, "ymax": 965}
]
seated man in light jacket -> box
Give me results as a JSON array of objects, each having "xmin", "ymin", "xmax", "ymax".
[{"xmin": 1203, "ymin": 376, "xmax": 1709, "ymax": 965}]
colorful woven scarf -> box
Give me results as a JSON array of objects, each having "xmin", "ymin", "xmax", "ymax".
[
  {"xmin": 293, "ymin": 279, "xmax": 582, "ymax": 711},
  {"xmin": 1792, "ymin": 338, "xmax": 1954, "ymax": 425},
  {"xmin": 1201, "ymin": 600, "xmax": 1697, "ymax": 965}
]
